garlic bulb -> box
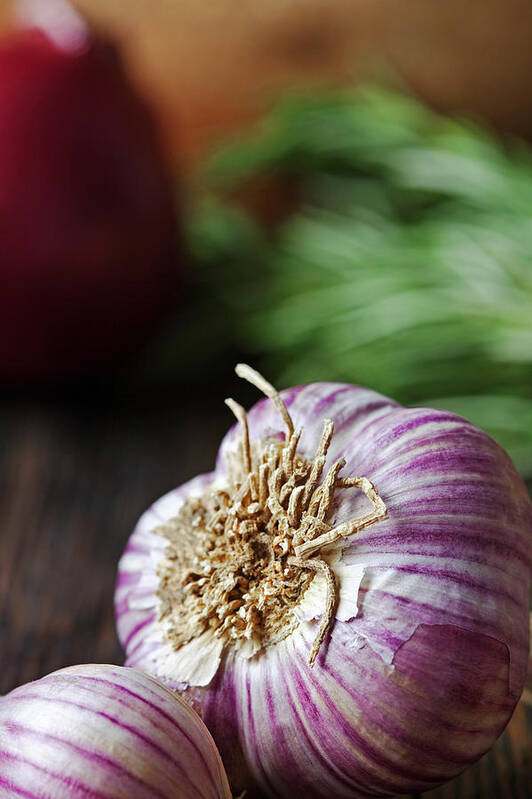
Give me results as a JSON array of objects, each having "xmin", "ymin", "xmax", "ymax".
[
  {"xmin": 0, "ymin": 664, "xmax": 232, "ymax": 798},
  {"xmin": 116, "ymin": 366, "xmax": 532, "ymax": 797}
]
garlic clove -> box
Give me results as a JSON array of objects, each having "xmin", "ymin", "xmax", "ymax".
[{"xmin": 0, "ymin": 663, "xmax": 232, "ymax": 799}]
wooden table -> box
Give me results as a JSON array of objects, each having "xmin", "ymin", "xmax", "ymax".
[{"xmin": 1, "ymin": 388, "xmax": 530, "ymax": 798}]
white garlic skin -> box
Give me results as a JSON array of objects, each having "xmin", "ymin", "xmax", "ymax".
[
  {"xmin": 116, "ymin": 380, "xmax": 532, "ymax": 798},
  {"xmin": 0, "ymin": 663, "xmax": 232, "ymax": 799}
]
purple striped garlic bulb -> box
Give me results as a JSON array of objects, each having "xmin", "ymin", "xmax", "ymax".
[
  {"xmin": 0, "ymin": 663, "xmax": 231, "ymax": 798},
  {"xmin": 116, "ymin": 365, "xmax": 532, "ymax": 798}
]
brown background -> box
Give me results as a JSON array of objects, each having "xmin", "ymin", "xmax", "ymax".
[{"xmin": 2, "ymin": 0, "xmax": 532, "ymax": 162}]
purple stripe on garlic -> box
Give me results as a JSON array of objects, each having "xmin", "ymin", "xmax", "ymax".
[
  {"xmin": 115, "ymin": 367, "xmax": 531, "ymax": 797},
  {"xmin": 0, "ymin": 664, "xmax": 232, "ymax": 799}
]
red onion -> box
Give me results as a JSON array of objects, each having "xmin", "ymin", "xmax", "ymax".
[
  {"xmin": 0, "ymin": 0, "xmax": 180, "ymax": 382},
  {"xmin": 0, "ymin": 664, "xmax": 231, "ymax": 798},
  {"xmin": 116, "ymin": 366, "xmax": 531, "ymax": 796}
]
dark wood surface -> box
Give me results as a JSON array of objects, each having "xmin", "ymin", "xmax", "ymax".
[{"xmin": 1, "ymin": 388, "xmax": 530, "ymax": 798}]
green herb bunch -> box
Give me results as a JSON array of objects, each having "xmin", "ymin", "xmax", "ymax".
[{"xmin": 186, "ymin": 88, "xmax": 532, "ymax": 477}]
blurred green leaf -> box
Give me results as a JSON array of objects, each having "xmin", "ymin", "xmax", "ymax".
[{"xmin": 184, "ymin": 87, "xmax": 532, "ymax": 476}]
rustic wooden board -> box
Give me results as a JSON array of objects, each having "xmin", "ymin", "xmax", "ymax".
[
  {"xmin": 0, "ymin": 392, "xmax": 228, "ymax": 693},
  {"xmin": 0, "ymin": 392, "xmax": 530, "ymax": 797}
]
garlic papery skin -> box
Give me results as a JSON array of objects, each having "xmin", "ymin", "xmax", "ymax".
[
  {"xmin": 0, "ymin": 664, "xmax": 232, "ymax": 799},
  {"xmin": 115, "ymin": 369, "xmax": 532, "ymax": 798}
]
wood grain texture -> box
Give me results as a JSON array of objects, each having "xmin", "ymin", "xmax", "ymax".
[
  {"xmin": 0, "ymin": 392, "xmax": 530, "ymax": 798},
  {"xmin": 0, "ymin": 392, "xmax": 229, "ymax": 693}
]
